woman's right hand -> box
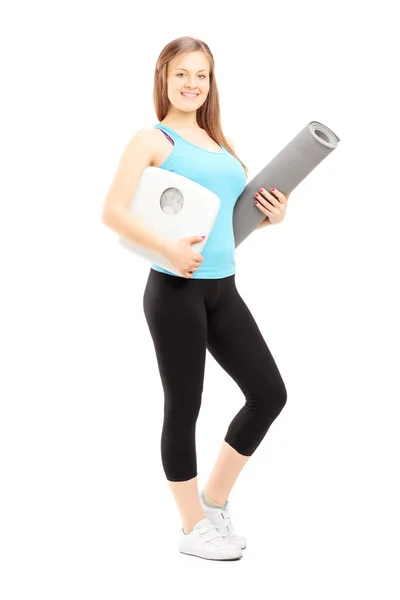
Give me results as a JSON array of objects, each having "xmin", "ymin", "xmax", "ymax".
[{"xmin": 162, "ymin": 235, "xmax": 205, "ymax": 279}]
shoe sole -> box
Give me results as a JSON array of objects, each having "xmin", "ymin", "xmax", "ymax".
[{"xmin": 180, "ymin": 551, "xmax": 242, "ymax": 561}]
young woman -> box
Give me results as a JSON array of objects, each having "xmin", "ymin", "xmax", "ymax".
[{"xmin": 102, "ymin": 36, "xmax": 289, "ymax": 561}]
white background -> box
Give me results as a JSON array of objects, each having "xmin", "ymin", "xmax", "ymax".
[{"xmin": 1, "ymin": 0, "xmax": 399, "ymax": 598}]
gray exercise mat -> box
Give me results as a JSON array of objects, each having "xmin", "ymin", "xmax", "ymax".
[{"xmin": 233, "ymin": 121, "xmax": 340, "ymax": 247}]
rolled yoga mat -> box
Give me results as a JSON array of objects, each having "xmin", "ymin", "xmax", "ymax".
[{"xmin": 233, "ymin": 121, "xmax": 340, "ymax": 247}]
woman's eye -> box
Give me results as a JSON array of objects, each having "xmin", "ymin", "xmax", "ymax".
[{"xmin": 177, "ymin": 73, "xmax": 206, "ymax": 79}]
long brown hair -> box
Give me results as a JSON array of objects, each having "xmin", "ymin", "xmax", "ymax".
[{"xmin": 153, "ymin": 36, "xmax": 249, "ymax": 179}]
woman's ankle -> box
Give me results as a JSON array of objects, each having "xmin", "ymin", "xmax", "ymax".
[
  {"xmin": 182, "ymin": 512, "xmax": 206, "ymax": 533},
  {"xmin": 201, "ymin": 489, "xmax": 227, "ymax": 509}
]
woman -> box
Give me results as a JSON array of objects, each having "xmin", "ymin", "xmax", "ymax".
[{"xmin": 102, "ymin": 36, "xmax": 289, "ymax": 561}]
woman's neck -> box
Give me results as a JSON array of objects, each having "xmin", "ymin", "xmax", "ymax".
[{"xmin": 160, "ymin": 118, "xmax": 201, "ymax": 131}]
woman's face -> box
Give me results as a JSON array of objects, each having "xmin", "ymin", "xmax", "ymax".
[{"xmin": 167, "ymin": 51, "xmax": 210, "ymax": 112}]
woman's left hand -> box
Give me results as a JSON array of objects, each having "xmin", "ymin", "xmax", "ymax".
[{"xmin": 254, "ymin": 188, "xmax": 290, "ymax": 225}]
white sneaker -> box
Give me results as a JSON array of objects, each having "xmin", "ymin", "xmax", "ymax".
[
  {"xmin": 199, "ymin": 492, "xmax": 247, "ymax": 550},
  {"xmin": 179, "ymin": 517, "xmax": 243, "ymax": 561}
]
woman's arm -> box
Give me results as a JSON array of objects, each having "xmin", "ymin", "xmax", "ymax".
[{"xmin": 101, "ymin": 129, "xmax": 169, "ymax": 257}]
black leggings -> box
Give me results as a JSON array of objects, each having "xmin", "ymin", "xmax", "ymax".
[{"xmin": 143, "ymin": 268, "xmax": 287, "ymax": 482}]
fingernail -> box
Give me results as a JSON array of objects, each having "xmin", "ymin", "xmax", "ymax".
[
  {"xmin": 271, "ymin": 188, "xmax": 275, "ymax": 191},
  {"xmin": 255, "ymin": 193, "xmax": 259, "ymax": 197}
]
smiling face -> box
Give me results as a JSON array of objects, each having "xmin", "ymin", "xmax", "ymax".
[{"xmin": 166, "ymin": 51, "xmax": 210, "ymax": 113}]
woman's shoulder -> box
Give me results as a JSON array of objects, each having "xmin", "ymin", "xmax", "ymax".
[
  {"xmin": 131, "ymin": 126, "xmax": 160, "ymax": 145},
  {"xmin": 124, "ymin": 127, "xmax": 164, "ymax": 165}
]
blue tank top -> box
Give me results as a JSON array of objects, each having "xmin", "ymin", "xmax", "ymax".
[{"xmin": 150, "ymin": 123, "xmax": 247, "ymax": 279}]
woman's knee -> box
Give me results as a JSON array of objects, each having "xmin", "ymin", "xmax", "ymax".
[
  {"xmin": 276, "ymin": 377, "xmax": 287, "ymax": 410},
  {"xmin": 271, "ymin": 377, "xmax": 287, "ymax": 414},
  {"xmin": 258, "ymin": 376, "xmax": 287, "ymax": 420}
]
